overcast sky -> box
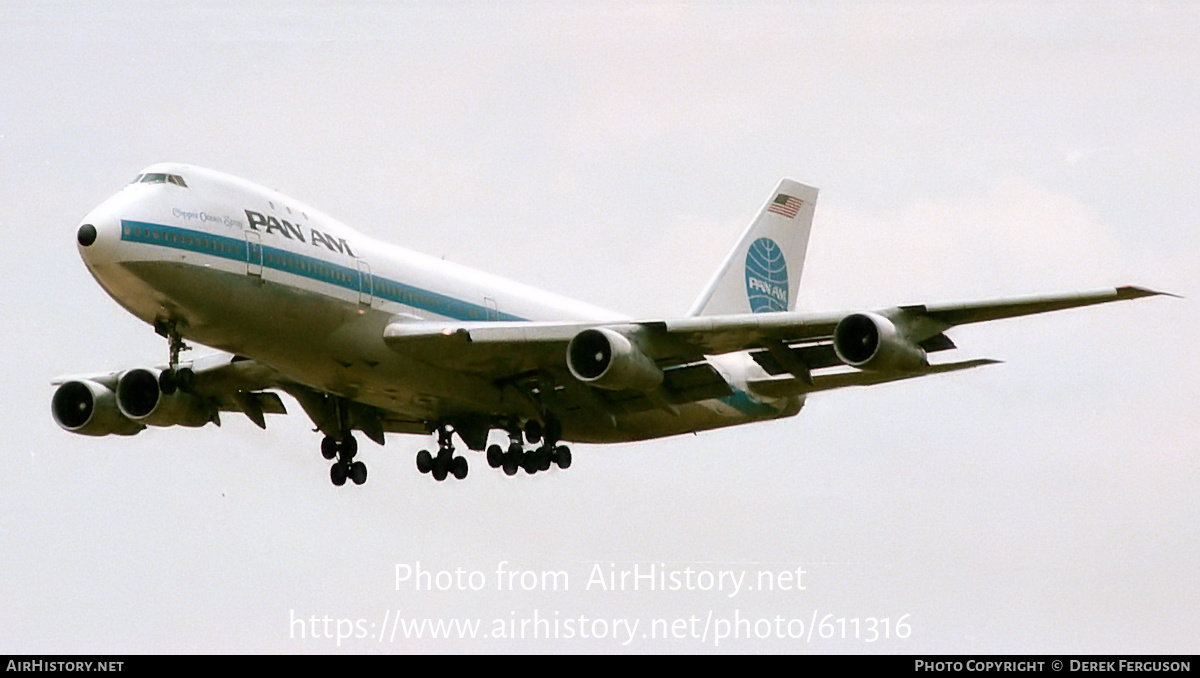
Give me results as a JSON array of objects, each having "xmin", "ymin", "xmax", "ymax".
[{"xmin": 2, "ymin": 1, "xmax": 1196, "ymax": 653}]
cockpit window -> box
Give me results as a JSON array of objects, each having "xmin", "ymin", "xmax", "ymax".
[{"xmin": 130, "ymin": 173, "xmax": 188, "ymax": 187}]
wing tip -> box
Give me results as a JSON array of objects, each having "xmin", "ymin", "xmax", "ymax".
[
  {"xmin": 931, "ymin": 358, "xmax": 1003, "ymax": 371},
  {"xmin": 1116, "ymin": 285, "xmax": 1182, "ymax": 300}
]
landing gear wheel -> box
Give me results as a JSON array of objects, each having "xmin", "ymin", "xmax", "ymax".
[
  {"xmin": 554, "ymin": 445, "xmax": 572, "ymax": 469},
  {"xmin": 158, "ymin": 369, "xmax": 177, "ymax": 396},
  {"xmin": 175, "ymin": 367, "xmax": 196, "ymax": 393},
  {"xmin": 521, "ymin": 452, "xmax": 540, "ymax": 475},
  {"xmin": 416, "ymin": 449, "xmax": 433, "ymax": 474},
  {"xmin": 321, "ymin": 436, "xmax": 338, "ymax": 460},
  {"xmin": 331, "ymin": 462, "xmax": 348, "ymax": 486},
  {"xmin": 524, "ymin": 419, "xmax": 543, "ymax": 444},
  {"xmin": 451, "ymin": 456, "xmax": 468, "ymax": 480},
  {"xmin": 502, "ymin": 448, "xmax": 520, "ymax": 476},
  {"xmin": 432, "ymin": 449, "xmax": 451, "ymax": 481},
  {"xmin": 538, "ymin": 446, "xmax": 552, "ymax": 471},
  {"xmin": 341, "ymin": 434, "xmax": 358, "ymax": 459},
  {"xmin": 487, "ymin": 444, "xmax": 504, "ymax": 469},
  {"xmin": 350, "ymin": 461, "xmax": 367, "ymax": 485}
]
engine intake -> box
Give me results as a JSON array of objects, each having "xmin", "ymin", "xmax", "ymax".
[
  {"xmin": 833, "ymin": 312, "xmax": 928, "ymax": 372},
  {"xmin": 566, "ymin": 328, "xmax": 663, "ymax": 391},
  {"xmin": 116, "ymin": 368, "xmax": 213, "ymax": 427},
  {"xmin": 51, "ymin": 380, "xmax": 142, "ymax": 436}
]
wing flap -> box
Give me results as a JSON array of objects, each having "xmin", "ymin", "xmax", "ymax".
[{"xmin": 747, "ymin": 359, "xmax": 1001, "ymax": 398}]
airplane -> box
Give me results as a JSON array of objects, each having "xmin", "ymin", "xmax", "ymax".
[{"xmin": 52, "ymin": 163, "xmax": 1168, "ymax": 486}]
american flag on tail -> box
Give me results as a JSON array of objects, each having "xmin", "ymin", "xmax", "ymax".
[{"xmin": 767, "ymin": 193, "xmax": 803, "ymax": 218}]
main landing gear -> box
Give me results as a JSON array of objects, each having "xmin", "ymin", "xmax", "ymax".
[
  {"xmin": 485, "ymin": 419, "xmax": 571, "ymax": 477},
  {"xmin": 303, "ymin": 394, "xmax": 371, "ymax": 488},
  {"xmin": 416, "ymin": 425, "xmax": 469, "ymax": 481},
  {"xmin": 414, "ymin": 419, "xmax": 572, "ymax": 482},
  {"xmin": 323, "ymin": 433, "xmax": 367, "ymax": 486}
]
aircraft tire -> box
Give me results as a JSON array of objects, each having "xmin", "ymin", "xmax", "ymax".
[
  {"xmin": 416, "ymin": 449, "xmax": 433, "ymax": 474},
  {"xmin": 175, "ymin": 367, "xmax": 196, "ymax": 393},
  {"xmin": 158, "ymin": 369, "xmax": 177, "ymax": 396},
  {"xmin": 522, "ymin": 454, "xmax": 539, "ymax": 475},
  {"xmin": 502, "ymin": 452, "xmax": 519, "ymax": 476},
  {"xmin": 524, "ymin": 420, "xmax": 542, "ymax": 444},
  {"xmin": 350, "ymin": 461, "xmax": 367, "ymax": 485},
  {"xmin": 331, "ymin": 462, "xmax": 348, "ymax": 486},
  {"xmin": 487, "ymin": 445, "xmax": 503, "ymax": 468},
  {"xmin": 321, "ymin": 436, "xmax": 338, "ymax": 460},
  {"xmin": 555, "ymin": 446, "xmax": 571, "ymax": 469},
  {"xmin": 452, "ymin": 456, "xmax": 468, "ymax": 480}
]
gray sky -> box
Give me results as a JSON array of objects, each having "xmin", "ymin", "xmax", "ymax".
[{"xmin": 2, "ymin": 1, "xmax": 1196, "ymax": 653}]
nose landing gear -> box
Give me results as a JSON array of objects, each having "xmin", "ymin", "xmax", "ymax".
[{"xmin": 154, "ymin": 319, "xmax": 196, "ymax": 396}]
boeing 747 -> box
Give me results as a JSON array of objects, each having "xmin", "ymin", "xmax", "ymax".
[{"xmin": 52, "ymin": 164, "xmax": 1167, "ymax": 486}]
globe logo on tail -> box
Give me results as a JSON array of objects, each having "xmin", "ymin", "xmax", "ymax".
[{"xmin": 745, "ymin": 237, "xmax": 788, "ymax": 313}]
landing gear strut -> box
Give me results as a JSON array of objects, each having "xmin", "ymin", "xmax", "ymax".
[
  {"xmin": 154, "ymin": 319, "xmax": 195, "ymax": 395},
  {"xmin": 416, "ymin": 425, "xmax": 468, "ymax": 481}
]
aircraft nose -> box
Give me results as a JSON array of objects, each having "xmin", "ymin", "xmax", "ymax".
[
  {"xmin": 77, "ymin": 223, "xmax": 98, "ymax": 247},
  {"xmin": 76, "ymin": 203, "xmax": 124, "ymax": 266}
]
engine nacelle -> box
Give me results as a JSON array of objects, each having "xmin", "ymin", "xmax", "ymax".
[
  {"xmin": 566, "ymin": 327, "xmax": 664, "ymax": 391},
  {"xmin": 115, "ymin": 368, "xmax": 213, "ymax": 428},
  {"xmin": 51, "ymin": 380, "xmax": 143, "ymax": 436},
  {"xmin": 833, "ymin": 312, "xmax": 928, "ymax": 372}
]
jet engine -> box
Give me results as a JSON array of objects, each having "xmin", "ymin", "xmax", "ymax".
[
  {"xmin": 833, "ymin": 312, "xmax": 928, "ymax": 372},
  {"xmin": 566, "ymin": 328, "xmax": 664, "ymax": 391},
  {"xmin": 115, "ymin": 368, "xmax": 214, "ymax": 427},
  {"xmin": 51, "ymin": 380, "xmax": 143, "ymax": 436}
]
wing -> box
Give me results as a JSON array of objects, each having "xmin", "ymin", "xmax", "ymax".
[
  {"xmin": 656, "ymin": 285, "xmax": 1169, "ymax": 356},
  {"xmin": 51, "ymin": 352, "xmax": 289, "ymax": 435},
  {"xmin": 382, "ymin": 286, "xmax": 1170, "ymax": 411}
]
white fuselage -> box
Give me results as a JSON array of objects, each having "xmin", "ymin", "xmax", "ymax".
[{"xmin": 77, "ymin": 163, "xmax": 798, "ymax": 444}]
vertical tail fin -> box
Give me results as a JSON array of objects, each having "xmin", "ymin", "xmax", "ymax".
[{"xmin": 687, "ymin": 179, "xmax": 818, "ymax": 316}]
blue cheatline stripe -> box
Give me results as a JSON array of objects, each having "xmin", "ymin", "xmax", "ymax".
[
  {"xmin": 719, "ymin": 390, "xmax": 780, "ymax": 417},
  {"xmin": 120, "ymin": 220, "xmax": 526, "ymax": 322},
  {"xmin": 119, "ymin": 219, "xmax": 774, "ymax": 416}
]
